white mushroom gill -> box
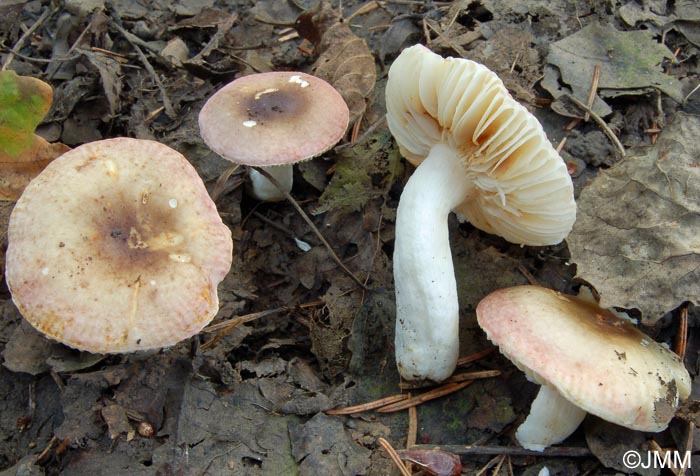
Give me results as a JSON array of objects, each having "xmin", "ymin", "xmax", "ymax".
[
  {"xmin": 394, "ymin": 143, "xmax": 473, "ymax": 381},
  {"xmin": 514, "ymin": 384, "xmax": 587, "ymax": 452}
]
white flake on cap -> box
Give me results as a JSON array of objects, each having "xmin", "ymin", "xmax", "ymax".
[{"xmin": 289, "ymin": 75, "xmax": 310, "ymax": 88}]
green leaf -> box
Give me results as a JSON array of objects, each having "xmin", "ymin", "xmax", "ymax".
[
  {"xmin": 0, "ymin": 70, "xmax": 69, "ymax": 201},
  {"xmin": 0, "ymin": 70, "xmax": 53, "ymax": 159}
]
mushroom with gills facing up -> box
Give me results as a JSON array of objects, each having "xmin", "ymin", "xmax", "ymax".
[
  {"xmin": 5, "ymin": 138, "xmax": 233, "ymax": 353},
  {"xmin": 385, "ymin": 44, "xmax": 576, "ymax": 382},
  {"xmin": 198, "ymin": 71, "xmax": 349, "ymax": 201},
  {"xmin": 476, "ymin": 285, "xmax": 691, "ymax": 451}
]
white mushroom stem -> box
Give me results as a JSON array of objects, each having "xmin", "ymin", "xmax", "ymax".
[
  {"xmin": 248, "ymin": 164, "xmax": 293, "ymax": 202},
  {"xmin": 515, "ymin": 384, "xmax": 587, "ymax": 451},
  {"xmin": 394, "ymin": 142, "xmax": 473, "ymax": 382}
]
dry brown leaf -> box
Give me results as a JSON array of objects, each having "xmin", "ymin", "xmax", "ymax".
[
  {"xmin": 0, "ymin": 70, "xmax": 70, "ymax": 201},
  {"xmin": 296, "ymin": 1, "xmax": 376, "ymax": 125},
  {"xmin": 568, "ymin": 112, "xmax": 700, "ymax": 324}
]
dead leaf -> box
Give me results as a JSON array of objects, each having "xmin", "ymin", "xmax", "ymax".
[
  {"xmin": 289, "ymin": 413, "xmax": 371, "ymax": 476},
  {"xmin": 0, "ymin": 70, "xmax": 70, "ymax": 201},
  {"xmin": 101, "ymin": 404, "xmax": 131, "ymax": 440},
  {"xmin": 84, "ymin": 51, "xmax": 123, "ymax": 116},
  {"xmin": 543, "ymin": 23, "xmax": 684, "ymax": 118},
  {"xmin": 395, "ymin": 448, "xmax": 463, "ymax": 476},
  {"xmin": 568, "ymin": 112, "xmax": 700, "ymax": 324},
  {"xmin": 585, "ymin": 417, "xmax": 660, "ymax": 476},
  {"xmin": 295, "ymin": 1, "xmax": 376, "ymax": 126}
]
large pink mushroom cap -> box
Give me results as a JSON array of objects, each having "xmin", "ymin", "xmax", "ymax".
[{"xmin": 5, "ymin": 138, "xmax": 233, "ymax": 353}]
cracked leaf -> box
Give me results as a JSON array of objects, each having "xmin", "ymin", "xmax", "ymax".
[
  {"xmin": 568, "ymin": 113, "xmax": 700, "ymax": 324},
  {"xmin": 0, "ymin": 70, "xmax": 69, "ymax": 201},
  {"xmin": 544, "ymin": 23, "xmax": 683, "ymax": 118},
  {"xmin": 295, "ymin": 1, "xmax": 376, "ymax": 126}
]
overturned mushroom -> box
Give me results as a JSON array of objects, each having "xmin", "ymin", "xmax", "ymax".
[
  {"xmin": 476, "ymin": 285, "xmax": 691, "ymax": 451},
  {"xmin": 5, "ymin": 138, "xmax": 233, "ymax": 353},
  {"xmin": 385, "ymin": 45, "xmax": 576, "ymax": 382},
  {"xmin": 198, "ymin": 71, "xmax": 349, "ymax": 201}
]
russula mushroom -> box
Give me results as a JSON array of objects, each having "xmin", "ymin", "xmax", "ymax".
[
  {"xmin": 5, "ymin": 138, "xmax": 233, "ymax": 353},
  {"xmin": 198, "ymin": 71, "xmax": 349, "ymax": 201},
  {"xmin": 385, "ymin": 44, "xmax": 576, "ymax": 382},
  {"xmin": 476, "ymin": 285, "xmax": 691, "ymax": 451}
]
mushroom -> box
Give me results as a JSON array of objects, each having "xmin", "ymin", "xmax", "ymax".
[
  {"xmin": 385, "ymin": 44, "xmax": 576, "ymax": 382},
  {"xmin": 5, "ymin": 138, "xmax": 233, "ymax": 353},
  {"xmin": 476, "ymin": 285, "xmax": 691, "ymax": 451},
  {"xmin": 198, "ymin": 71, "xmax": 349, "ymax": 201}
]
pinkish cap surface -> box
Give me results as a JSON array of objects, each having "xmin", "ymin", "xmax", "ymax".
[
  {"xmin": 198, "ymin": 72, "xmax": 349, "ymax": 166},
  {"xmin": 476, "ymin": 285, "xmax": 690, "ymax": 432},
  {"xmin": 5, "ymin": 138, "xmax": 233, "ymax": 353}
]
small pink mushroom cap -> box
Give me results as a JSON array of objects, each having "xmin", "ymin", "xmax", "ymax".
[
  {"xmin": 198, "ymin": 71, "xmax": 349, "ymax": 166},
  {"xmin": 476, "ymin": 285, "xmax": 690, "ymax": 432},
  {"xmin": 5, "ymin": 138, "xmax": 233, "ymax": 353}
]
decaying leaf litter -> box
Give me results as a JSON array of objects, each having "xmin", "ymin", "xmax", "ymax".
[{"xmin": 1, "ymin": 0, "xmax": 700, "ymax": 474}]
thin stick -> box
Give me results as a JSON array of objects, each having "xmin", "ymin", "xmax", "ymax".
[
  {"xmin": 2, "ymin": 6, "xmax": 53, "ymax": 71},
  {"xmin": 203, "ymin": 299, "xmax": 324, "ymax": 333},
  {"xmin": 456, "ymin": 347, "xmax": 496, "ymax": 366},
  {"xmin": 35, "ymin": 436, "xmax": 59, "ymax": 463},
  {"xmin": 109, "ymin": 16, "xmax": 176, "ymax": 118},
  {"xmin": 0, "ymin": 45, "xmax": 82, "ymax": 64},
  {"xmin": 378, "ymin": 438, "xmax": 412, "ymax": 476},
  {"xmin": 201, "ymin": 309, "xmax": 278, "ymax": 350},
  {"xmin": 399, "ymin": 370, "xmax": 501, "ymax": 390},
  {"xmin": 648, "ymin": 440, "xmax": 683, "ymax": 476},
  {"xmin": 326, "ymin": 394, "xmax": 410, "ymax": 415},
  {"xmin": 211, "ymin": 163, "xmax": 242, "ymax": 202},
  {"xmin": 492, "ymin": 454, "xmax": 506, "ymax": 475},
  {"xmin": 406, "ymin": 394, "xmax": 418, "ymax": 474},
  {"xmin": 680, "ymin": 422, "xmax": 694, "ymax": 476},
  {"xmin": 476, "ymin": 455, "xmax": 502, "ymax": 476},
  {"xmin": 334, "ymin": 115, "xmax": 387, "ymax": 151},
  {"xmin": 564, "ymin": 93, "xmax": 625, "ymax": 157},
  {"xmin": 409, "ymin": 444, "xmax": 592, "ymax": 457},
  {"xmin": 675, "ymin": 305, "xmax": 688, "ymax": 359},
  {"xmin": 251, "ymin": 166, "xmax": 369, "ymax": 291},
  {"xmin": 377, "ymin": 381, "xmax": 473, "ymax": 413},
  {"xmin": 584, "ymin": 64, "xmax": 600, "ymax": 122}
]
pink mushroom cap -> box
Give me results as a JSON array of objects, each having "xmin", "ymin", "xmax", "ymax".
[{"xmin": 198, "ymin": 71, "xmax": 349, "ymax": 167}]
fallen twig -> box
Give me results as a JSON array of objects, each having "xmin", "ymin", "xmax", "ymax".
[
  {"xmin": 406, "ymin": 394, "xmax": 417, "ymax": 473},
  {"xmin": 584, "ymin": 64, "xmax": 600, "ymax": 122},
  {"xmin": 409, "ymin": 444, "xmax": 591, "ymax": 458},
  {"xmin": 326, "ymin": 394, "xmax": 409, "ymax": 415},
  {"xmin": 456, "ymin": 347, "xmax": 496, "ymax": 367},
  {"xmin": 377, "ymin": 381, "xmax": 473, "ymax": 413},
  {"xmin": 2, "ymin": 6, "xmax": 53, "ymax": 71},
  {"xmin": 251, "ymin": 166, "xmax": 369, "ymax": 291},
  {"xmin": 564, "ymin": 93, "xmax": 625, "ymax": 157},
  {"xmin": 378, "ymin": 438, "xmax": 412, "ymax": 476},
  {"xmin": 201, "ymin": 300, "xmax": 324, "ymax": 349},
  {"xmin": 675, "ymin": 305, "xmax": 688, "ymax": 359},
  {"xmin": 399, "ymin": 370, "xmax": 501, "ymax": 390},
  {"xmin": 108, "ymin": 12, "xmax": 176, "ymax": 118}
]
